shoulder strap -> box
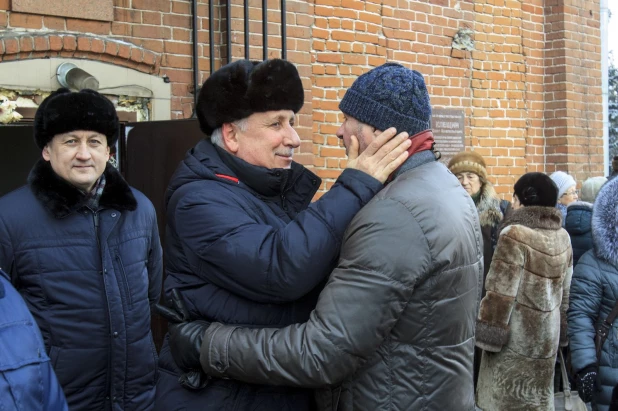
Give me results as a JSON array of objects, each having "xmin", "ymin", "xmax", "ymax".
[{"xmin": 595, "ymin": 299, "xmax": 618, "ymax": 360}]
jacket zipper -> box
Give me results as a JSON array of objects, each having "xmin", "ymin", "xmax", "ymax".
[
  {"xmin": 92, "ymin": 211, "xmax": 114, "ymax": 408},
  {"xmin": 115, "ymin": 254, "xmax": 132, "ymax": 307}
]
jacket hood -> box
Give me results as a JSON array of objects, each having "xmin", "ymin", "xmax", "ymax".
[
  {"xmin": 500, "ymin": 206, "xmax": 562, "ymax": 232},
  {"xmin": 476, "ymin": 181, "xmax": 503, "ymax": 227},
  {"xmin": 28, "ymin": 158, "xmax": 137, "ymax": 219},
  {"xmin": 592, "ymin": 177, "xmax": 618, "ymax": 266},
  {"xmin": 565, "ymin": 201, "xmax": 593, "ymax": 236}
]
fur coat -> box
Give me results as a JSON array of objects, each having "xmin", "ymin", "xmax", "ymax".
[
  {"xmin": 476, "ymin": 182, "xmax": 510, "ymax": 282},
  {"xmin": 475, "ymin": 206, "xmax": 573, "ymax": 411}
]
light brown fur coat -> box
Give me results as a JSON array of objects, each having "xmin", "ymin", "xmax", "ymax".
[{"xmin": 475, "ymin": 206, "xmax": 573, "ymax": 411}]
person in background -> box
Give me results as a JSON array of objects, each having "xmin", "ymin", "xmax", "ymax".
[
  {"xmin": 475, "ymin": 172, "xmax": 572, "ymax": 411},
  {"xmin": 608, "ymin": 156, "xmax": 618, "ymax": 180},
  {"xmin": 550, "ymin": 171, "xmax": 578, "ymax": 225},
  {"xmin": 448, "ymin": 150, "xmax": 511, "ymax": 388},
  {"xmin": 568, "ymin": 176, "xmax": 618, "ymax": 411},
  {"xmin": 565, "ymin": 176, "xmax": 607, "ymax": 266},
  {"xmin": 0, "ymin": 88, "xmax": 163, "ymax": 410},
  {"xmin": 0, "ymin": 268, "xmax": 68, "ymax": 411}
]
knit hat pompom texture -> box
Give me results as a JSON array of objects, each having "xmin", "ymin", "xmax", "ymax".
[
  {"xmin": 339, "ymin": 62, "xmax": 431, "ymax": 136},
  {"xmin": 447, "ymin": 151, "xmax": 487, "ymax": 180},
  {"xmin": 514, "ymin": 172, "xmax": 559, "ymax": 207},
  {"xmin": 196, "ymin": 58, "xmax": 304, "ymax": 135},
  {"xmin": 550, "ymin": 171, "xmax": 577, "ymax": 199},
  {"xmin": 34, "ymin": 88, "xmax": 119, "ymax": 150}
]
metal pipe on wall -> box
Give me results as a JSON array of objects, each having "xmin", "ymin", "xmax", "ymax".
[
  {"xmin": 244, "ymin": 0, "xmax": 249, "ymax": 59},
  {"xmin": 209, "ymin": 0, "xmax": 215, "ymax": 74},
  {"xmin": 281, "ymin": 0, "xmax": 286, "ymax": 60},
  {"xmin": 191, "ymin": 0, "xmax": 199, "ymax": 109},
  {"xmin": 226, "ymin": 0, "xmax": 231, "ymax": 64},
  {"xmin": 262, "ymin": 0, "xmax": 267, "ymax": 60}
]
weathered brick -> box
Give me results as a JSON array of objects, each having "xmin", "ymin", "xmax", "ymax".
[
  {"xmin": 66, "ymin": 19, "xmax": 110, "ymax": 35},
  {"xmin": 33, "ymin": 36, "xmax": 49, "ymax": 51},
  {"xmin": 9, "ymin": 12, "xmax": 42, "ymax": 29},
  {"xmin": 77, "ymin": 36, "xmax": 91, "ymax": 51},
  {"xmin": 62, "ymin": 36, "xmax": 77, "ymax": 51}
]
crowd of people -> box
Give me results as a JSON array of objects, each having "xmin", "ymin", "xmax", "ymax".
[{"xmin": 0, "ymin": 58, "xmax": 617, "ymax": 411}]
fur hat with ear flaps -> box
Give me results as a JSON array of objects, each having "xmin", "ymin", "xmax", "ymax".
[
  {"xmin": 196, "ymin": 59, "xmax": 305, "ymax": 136},
  {"xmin": 513, "ymin": 172, "xmax": 559, "ymax": 207},
  {"xmin": 34, "ymin": 88, "xmax": 119, "ymax": 150}
]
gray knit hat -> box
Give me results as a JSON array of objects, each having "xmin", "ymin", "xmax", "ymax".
[
  {"xmin": 339, "ymin": 63, "xmax": 431, "ymax": 135},
  {"xmin": 550, "ymin": 171, "xmax": 577, "ymax": 199},
  {"xmin": 581, "ymin": 176, "xmax": 607, "ymax": 203}
]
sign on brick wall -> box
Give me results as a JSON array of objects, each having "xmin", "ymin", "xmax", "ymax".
[{"xmin": 431, "ymin": 109, "xmax": 465, "ymax": 164}]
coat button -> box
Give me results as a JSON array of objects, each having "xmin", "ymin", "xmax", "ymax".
[
  {"xmin": 215, "ymin": 362, "xmax": 224, "ymax": 371},
  {"xmin": 113, "ymin": 332, "xmax": 119, "ymax": 338},
  {"xmin": 111, "ymin": 213, "xmax": 117, "ymax": 217}
]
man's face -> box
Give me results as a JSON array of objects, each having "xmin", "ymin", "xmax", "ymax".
[
  {"xmin": 336, "ymin": 114, "xmax": 376, "ymax": 155},
  {"xmin": 42, "ymin": 130, "xmax": 110, "ymax": 192},
  {"xmin": 233, "ymin": 110, "xmax": 300, "ymax": 169}
]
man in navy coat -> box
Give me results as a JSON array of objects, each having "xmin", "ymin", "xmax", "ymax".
[{"xmin": 154, "ymin": 59, "xmax": 411, "ymax": 410}]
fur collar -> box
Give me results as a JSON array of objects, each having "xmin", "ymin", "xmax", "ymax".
[
  {"xmin": 28, "ymin": 159, "xmax": 137, "ymax": 219},
  {"xmin": 501, "ymin": 206, "xmax": 562, "ymax": 231},
  {"xmin": 592, "ymin": 177, "xmax": 618, "ymax": 266},
  {"xmin": 476, "ymin": 182, "xmax": 503, "ymax": 227}
]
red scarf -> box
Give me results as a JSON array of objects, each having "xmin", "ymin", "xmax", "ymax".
[{"xmin": 386, "ymin": 129, "xmax": 435, "ymax": 183}]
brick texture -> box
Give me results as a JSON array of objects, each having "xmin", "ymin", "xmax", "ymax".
[{"xmin": 0, "ymin": 0, "xmax": 603, "ymax": 195}]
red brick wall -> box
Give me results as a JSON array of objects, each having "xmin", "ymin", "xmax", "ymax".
[{"xmin": 0, "ymin": 0, "xmax": 603, "ymax": 196}]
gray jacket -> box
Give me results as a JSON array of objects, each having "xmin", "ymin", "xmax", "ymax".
[{"xmin": 200, "ymin": 152, "xmax": 483, "ymax": 411}]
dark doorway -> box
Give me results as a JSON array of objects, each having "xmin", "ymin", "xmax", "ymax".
[
  {"xmin": 122, "ymin": 119, "xmax": 204, "ymax": 347},
  {"xmin": 0, "ymin": 124, "xmax": 40, "ymax": 196}
]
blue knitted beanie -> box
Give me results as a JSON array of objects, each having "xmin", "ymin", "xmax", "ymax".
[{"xmin": 339, "ymin": 63, "xmax": 431, "ymax": 136}]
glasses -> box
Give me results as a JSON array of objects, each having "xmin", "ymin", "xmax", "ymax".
[{"xmin": 562, "ymin": 189, "xmax": 579, "ymax": 197}]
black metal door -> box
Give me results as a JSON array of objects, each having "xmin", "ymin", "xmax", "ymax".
[
  {"xmin": 121, "ymin": 119, "xmax": 204, "ymax": 347},
  {"xmin": 0, "ymin": 124, "xmax": 40, "ymax": 196}
]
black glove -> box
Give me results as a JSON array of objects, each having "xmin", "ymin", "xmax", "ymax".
[
  {"xmin": 576, "ymin": 366, "xmax": 597, "ymax": 403},
  {"xmin": 155, "ymin": 289, "xmax": 211, "ymax": 390}
]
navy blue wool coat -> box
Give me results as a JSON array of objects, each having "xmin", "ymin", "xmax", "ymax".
[
  {"xmin": 0, "ymin": 160, "xmax": 162, "ymax": 411},
  {"xmin": 155, "ymin": 140, "xmax": 383, "ymax": 411}
]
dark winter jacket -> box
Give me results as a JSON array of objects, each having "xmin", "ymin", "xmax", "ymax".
[
  {"xmin": 0, "ymin": 268, "xmax": 68, "ymax": 411},
  {"xmin": 568, "ymin": 177, "xmax": 618, "ymax": 411},
  {"xmin": 199, "ymin": 151, "xmax": 483, "ymax": 411},
  {"xmin": 154, "ymin": 139, "xmax": 384, "ymax": 411},
  {"xmin": 565, "ymin": 201, "xmax": 594, "ymax": 266},
  {"xmin": 476, "ymin": 206, "xmax": 573, "ymax": 411},
  {"xmin": 0, "ymin": 159, "xmax": 163, "ymax": 411}
]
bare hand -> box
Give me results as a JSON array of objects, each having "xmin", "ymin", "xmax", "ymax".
[{"xmin": 346, "ymin": 128, "xmax": 411, "ymax": 183}]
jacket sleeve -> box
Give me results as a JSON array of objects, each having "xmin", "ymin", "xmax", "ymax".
[
  {"xmin": 567, "ymin": 251, "xmax": 602, "ymax": 372},
  {"xmin": 199, "ymin": 198, "xmax": 428, "ymax": 387},
  {"xmin": 560, "ymin": 251, "xmax": 574, "ymax": 347},
  {"xmin": 147, "ymin": 212, "xmax": 163, "ymax": 308},
  {"xmin": 475, "ymin": 226, "xmax": 525, "ymax": 352},
  {"xmin": 173, "ymin": 168, "xmax": 383, "ymax": 304}
]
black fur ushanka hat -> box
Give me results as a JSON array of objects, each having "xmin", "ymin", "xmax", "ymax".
[
  {"xmin": 34, "ymin": 88, "xmax": 119, "ymax": 149},
  {"xmin": 196, "ymin": 59, "xmax": 305, "ymax": 135}
]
